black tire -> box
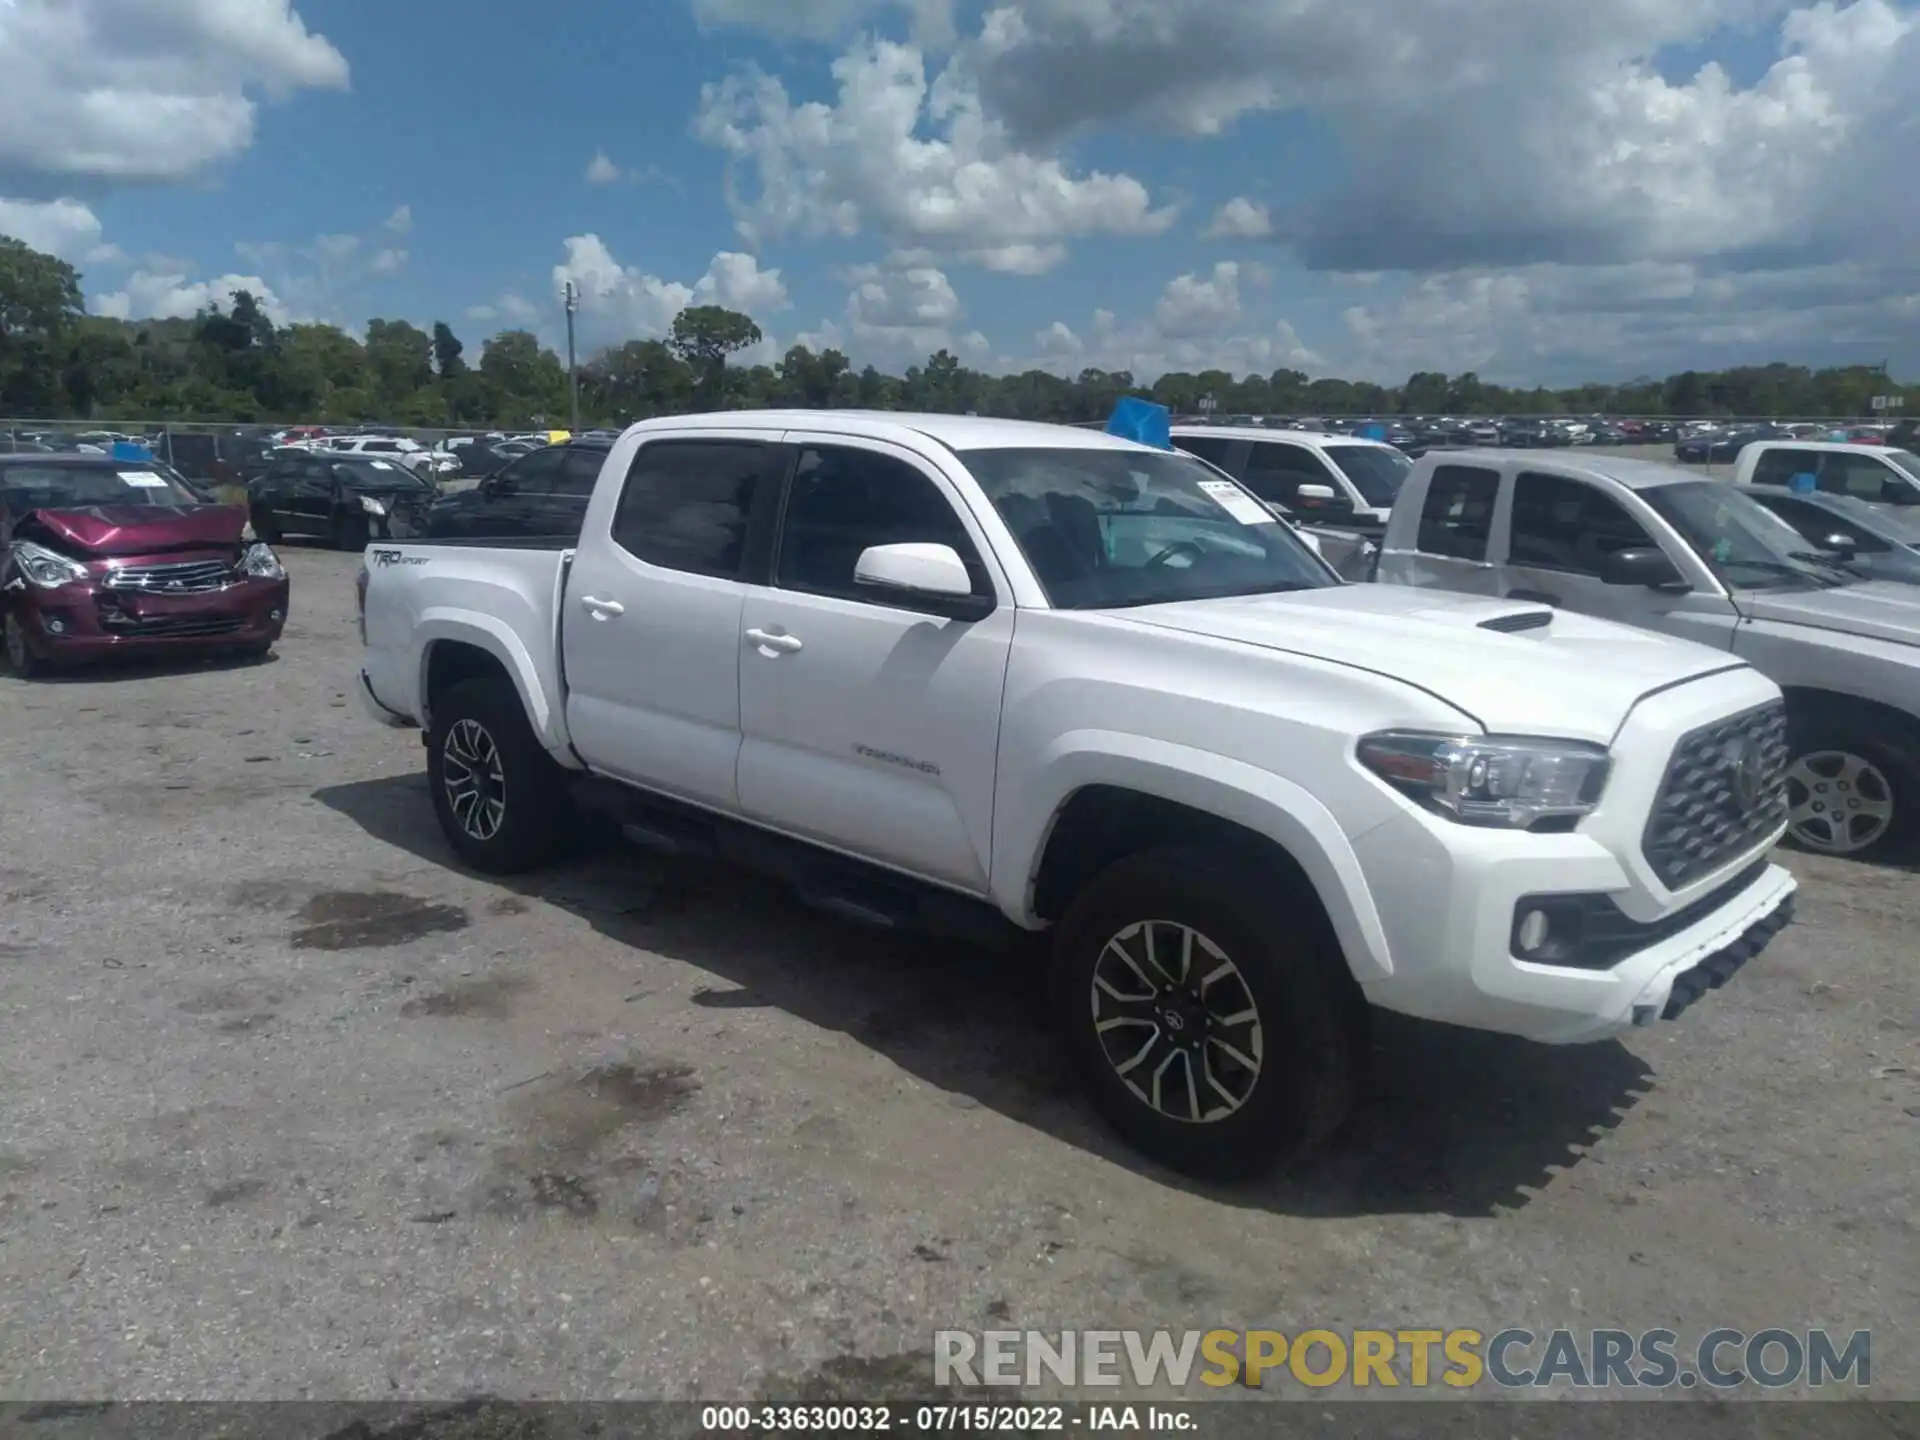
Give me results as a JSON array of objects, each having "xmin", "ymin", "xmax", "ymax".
[
  {"xmin": 426, "ymin": 677, "xmax": 564, "ymax": 874},
  {"xmin": 2, "ymin": 610, "xmax": 45, "ymax": 679},
  {"xmin": 249, "ymin": 508, "xmax": 281, "ymax": 544},
  {"xmin": 1052, "ymin": 845, "xmax": 1367, "ymax": 1180},
  {"xmin": 329, "ymin": 508, "xmax": 370, "ymax": 552},
  {"xmin": 1783, "ymin": 708, "xmax": 1920, "ymax": 862}
]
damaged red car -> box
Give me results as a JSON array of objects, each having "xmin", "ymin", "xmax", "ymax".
[{"xmin": 1, "ymin": 455, "xmax": 290, "ymax": 678}]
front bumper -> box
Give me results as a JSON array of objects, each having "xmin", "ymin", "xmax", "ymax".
[
  {"xmin": 358, "ymin": 667, "xmax": 415, "ymax": 728},
  {"xmin": 15, "ymin": 577, "xmax": 289, "ymax": 664}
]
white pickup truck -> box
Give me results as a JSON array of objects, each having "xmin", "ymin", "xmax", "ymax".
[
  {"xmin": 1374, "ymin": 448, "xmax": 1920, "ymax": 860},
  {"xmin": 358, "ymin": 411, "xmax": 1797, "ymax": 1178}
]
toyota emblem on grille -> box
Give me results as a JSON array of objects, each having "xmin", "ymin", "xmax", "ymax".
[{"xmin": 1723, "ymin": 736, "xmax": 1762, "ymax": 811}]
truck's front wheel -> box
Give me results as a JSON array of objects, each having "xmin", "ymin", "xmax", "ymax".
[
  {"xmin": 427, "ymin": 677, "xmax": 563, "ymax": 874},
  {"xmin": 1053, "ymin": 846, "xmax": 1365, "ymax": 1180}
]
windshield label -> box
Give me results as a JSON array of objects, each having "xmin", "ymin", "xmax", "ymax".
[
  {"xmin": 1197, "ymin": 479, "xmax": 1275, "ymax": 526},
  {"xmin": 119, "ymin": 471, "xmax": 168, "ymax": 488}
]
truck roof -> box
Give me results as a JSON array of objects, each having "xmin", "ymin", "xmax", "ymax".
[
  {"xmin": 1427, "ymin": 447, "xmax": 1702, "ymax": 492},
  {"xmin": 1167, "ymin": 424, "xmax": 1399, "ymax": 452},
  {"xmin": 624, "ymin": 410, "xmax": 1156, "ymax": 453}
]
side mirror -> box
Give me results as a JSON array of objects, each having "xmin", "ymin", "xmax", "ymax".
[
  {"xmin": 1820, "ymin": 532, "xmax": 1859, "ymax": 558},
  {"xmin": 1294, "ymin": 483, "xmax": 1338, "ymax": 503},
  {"xmin": 1597, "ymin": 545, "xmax": 1690, "ymax": 592},
  {"xmin": 483, "ymin": 474, "xmax": 514, "ymax": 497},
  {"xmin": 853, "ymin": 542, "xmax": 990, "ymax": 617}
]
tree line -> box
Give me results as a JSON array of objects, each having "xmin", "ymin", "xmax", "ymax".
[{"xmin": 2, "ymin": 234, "xmax": 1911, "ymax": 429}]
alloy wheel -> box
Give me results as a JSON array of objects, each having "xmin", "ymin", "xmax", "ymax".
[
  {"xmin": 442, "ymin": 718, "xmax": 507, "ymax": 841},
  {"xmin": 1786, "ymin": 749, "xmax": 1894, "ymax": 855},
  {"xmin": 1089, "ymin": 920, "xmax": 1264, "ymax": 1124}
]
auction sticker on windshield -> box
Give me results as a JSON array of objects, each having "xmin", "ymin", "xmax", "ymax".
[
  {"xmin": 1197, "ymin": 478, "xmax": 1274, "ymax": 526},
  {"xmin": 119, "ymin": 471, "xmax": 167, "ymax": 487}
]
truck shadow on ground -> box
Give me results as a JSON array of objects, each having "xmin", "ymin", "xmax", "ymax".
[
  {"xmin": 5, "ymin": 649, "xmax": 277, "ymax": 686},
  {"xmin": 314, "ymin": 774, "xmax": 1656, "ymax": 1220}
]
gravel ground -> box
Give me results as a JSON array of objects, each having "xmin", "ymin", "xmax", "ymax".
[{"xmin": 0, "ymin": 541, "xmax": 1914, "ymax": 1411}]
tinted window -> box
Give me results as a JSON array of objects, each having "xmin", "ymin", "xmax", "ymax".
[
  {"xmin": 959, "ymin": 446, "xmax": 1332, "ymax": 610},
  {"xmin": 1239, "ymin": 441, "xmax": 1334, "ymax": 508},
  {"xmin": 334, "ymin": 460, "xmax": 431, "ymax": 491},
  {"xmin": 1751, "ymin": 494, "xmax": 1892, "ymax": 555},
  {"xmin": 1415, "ymin": 465, "xmax": 1498, "ymax": 560},
  {"xmin": 1748, "ymin": 448, "xmax": 1815, "ymax": 487},
  {"xmin": 495, "ymin": 448, "xmax": 565, "ymax": 494},
  {"xmin": 1508, "ymin": 472, "xmax": 1655, "ymax": 574},
  {"xmin": 554, "ymin": 446, "xmax": 607, "ymax": 497},
  {"xmin": 1, "ymin": 463, "xmax": 199, "ymax": 509},
  {"xmin": 1822, "ymin": 451, "xmax": 1910, "ymax": 502},
  {"xmin": 1170, "ymin": 434, "xmax": 1235, "ymax": 467},
  {"xmin": 611, "ymin": 440, "xmax": 773, "ymax": 578},
  {"xmin": 776, "ymin": 446, "xmax": 983, "ymax": 601}
]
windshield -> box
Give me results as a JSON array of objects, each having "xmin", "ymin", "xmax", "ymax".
[
  {"xmin": 1883, "ymin": 449, "xmax": 1920, "ymax": 482},
  {"xmin": 1322, "ymin": 445, "xmax": 1412, "ymax": 507},
  {"xmin": 1, "ymin": 463, "xmax": 201, "ymax": 511},
  {"xmin": 959, "ymin": 446, "xmax": 1335, "ymax": 610},
  {"xmin": 335, "ymin": 460, "xmax": 433, "ymax": 491},
  {"xmin": 1640, "ymin": 480, "xmax": 1850, "ymax": 591}
]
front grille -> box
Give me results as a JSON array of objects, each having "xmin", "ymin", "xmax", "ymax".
[
  {"xmin": 1642, "ymin": 701, "xmax": 1790, "ymax": 889},
  {"xmin": 103, "ymin": 559, "xmax": 234, "ymax": 594},
  {"xmin": 99, "ymin": 614, "xmax": 245, "ymax": 639}
]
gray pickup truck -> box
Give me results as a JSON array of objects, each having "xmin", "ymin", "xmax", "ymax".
[{"xmin": 1373, "ymin": 449, "xmax": 1920, "ymax": 861}]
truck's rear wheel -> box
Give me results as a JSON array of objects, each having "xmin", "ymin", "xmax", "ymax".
[
  {"xmin": 427, "ymin": 677, "xmax": 563, "ymax": 874},
  {"xmin": 1783, "ymin": 712, "xmax": 1920, "ymax": 862},
  {"xmin": 1052, "ymin": 846, "xmax": 1365, "ymax": 1180}
]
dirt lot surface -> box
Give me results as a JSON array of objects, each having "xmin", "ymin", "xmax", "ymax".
[{"xmin": 0, "ymin": 544, "xmax": 1914, "ymax": 1414}]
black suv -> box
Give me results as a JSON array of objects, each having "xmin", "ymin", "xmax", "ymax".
[{"xmin": 422, "ymin": 440, "xmax": 612, "ymax": 541}]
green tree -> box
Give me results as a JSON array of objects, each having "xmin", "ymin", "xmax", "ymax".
[
  {"xmin": 667, "ymin": 305, "xmax": 762, "ymax": 406},
  {"xmin": 364, "ymin": 319, "xmax": 435, "ymax": 409},
  {"xmin": 432, "ymin": 321, "xmax": 467, "ymax": 378}
]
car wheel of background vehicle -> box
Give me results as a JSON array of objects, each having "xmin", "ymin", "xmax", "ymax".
[
  {"xmin": 330, "ymin": 510, "xmax": 370, "ymax": 552},
  {"xmin": 426, "ymin": 677, "xmax": 563, "ymax": 874},
  {"xmin": 1051, "ymin": 845, "xmax": 1366, "ymax": 1180},
  {"xmin": 249, "ymin": 508, "xmax": 281, "ymax": 544},
  {"xmin": 2, "ymin": 611, "xmax": 44, "ymax": 679},
  {"xmin": 1783, "ymin": 712, "xmax": 1920, "ymax": 862}
]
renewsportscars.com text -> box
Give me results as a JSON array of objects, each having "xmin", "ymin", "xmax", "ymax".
[{"xmin": 934, "ymin": 1327, "xmax": 1871, "ymax": 1391}]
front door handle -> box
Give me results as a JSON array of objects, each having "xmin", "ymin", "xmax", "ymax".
[
  {"xmin": 745, "ymin": 627, "xmax": 803, "ymax": 654},
  {"xmin": 579, "ymin": 595, "xmax": 624, "ymax": 618}
]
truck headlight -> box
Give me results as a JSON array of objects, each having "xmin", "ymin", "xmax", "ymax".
[
  {"xmin": 239, "ymin": 542, "xmax": 285, "ymax": 580},
  {"xmin": 1357, "ymin": 731, "xmax": 1611, "ymax": 829},
  {"xmin": 9, "ymin": 541, "xmax": 89, "ymax": 589}
]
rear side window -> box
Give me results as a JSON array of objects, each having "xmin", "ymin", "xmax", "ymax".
[
  {"xmin": 554, "ymin": 447, "xmax": 606, "ymax": 497},
  {"xmin": 1171, "ymin": 434, "xmax": 1236, "ymax": 470},
  {"xmin": 1416, "ymin": 465, "xmax": 1498, "ymax": 560},
  {"xmin": 1750, "ymin": 448, "xmax": 1816, "ymax": 487},
  {"xmin": 612, "ymin": 440, "xmax": 775, "ymax": 578}
]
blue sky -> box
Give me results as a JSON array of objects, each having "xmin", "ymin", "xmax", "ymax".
[{"xmin": 3, "ymin": 0, "xmax": 1916, "ymax": 385}]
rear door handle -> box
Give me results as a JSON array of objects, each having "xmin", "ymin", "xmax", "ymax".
[
  {"xmin": 745, "ymin": 627, "xmax": 803, "ymax": 654},
  {"xmin": 579, "ymin": 595, "xmax": 624, "ymax": 618}
]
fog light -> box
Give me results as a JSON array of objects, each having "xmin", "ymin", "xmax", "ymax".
[
  {"xmin": 44, "ymin": 615, "xmax": 68, "ymax": 635},
  {"xmin": 1516, "ymin": 908, "xmax": 1551, "ymax": 953}
]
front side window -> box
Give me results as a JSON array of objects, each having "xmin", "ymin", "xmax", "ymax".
[
  {"xmin": 1823, "ymin": 451, "xmax": 1913, "ymax": 503},
  {"xmin": 554, "ymin": 447, "xmax": 607, "ymax": 497},
  {"xmin": 1508, "ymin": 472, "xmax": 1655, "ymax": 575},
  {"xmin": 1414, "ymin": 465, "xmax": 1498, "ymax": 560},
  {"xmin": 1239, "ymin": 441, "xmax": 1334, "ymax": 508},
  {"xmin": 776, "ymin": 445, "xmax": 984, "ymax": 601},
  {"xmin": 958, "ymin": 446, "xmax": 1332, "ymax": 610},
  {"xmin": 494, "ymin": 448, "xmax": 565, "ymax": 495},
  {"xmin": 611, "ymin": 439, "xmax": 775, "ymax": 578}
]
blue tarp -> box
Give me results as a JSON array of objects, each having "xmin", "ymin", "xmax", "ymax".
[
  {"xmin": 110, "ymin": 441, "xmax": 153, "ymax": 462},
  {"xmin": 1356, "ymin": 423, "xmax": 1388, "ymax": 441},
  {"xmin": 1789, "ymin": 472, "xmax": 1817, "ymax": 494},
  {"xmin": 1105, "ymin": 397, "xmax": 1172, "ymax": 449}
]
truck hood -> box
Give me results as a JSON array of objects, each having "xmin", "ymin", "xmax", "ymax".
[
  {"xmin": 1120, "ymin": 584, "xmax": 1745, "ymax": 743},
  {"xmin": 17, "ymin": 504, "xmax": 246, "ymax": 557},
  {"xmin": 1735, "ymin": 580, "xmax": 1920, "ymax": 647}
]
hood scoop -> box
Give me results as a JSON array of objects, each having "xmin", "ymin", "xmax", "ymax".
[{"xmin": 1478, "ymin": 608, "xmax": 1554, "ymax": 633}]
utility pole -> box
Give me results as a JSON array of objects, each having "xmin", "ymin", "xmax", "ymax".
[{"xmin": 564, "ymin": 280, "xmax": 580, "ymax": 434}]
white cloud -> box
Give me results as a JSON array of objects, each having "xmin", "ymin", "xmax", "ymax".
[
  {"xmin": 1154, "ymin": 261, "xmax": 1246, "ymax": 339},
  {"xmin": 0, "ymin": 197, "xmax": 104, "ymax": 261},
  {"xmin": 844, "ymin": 260, "xmax": 964, "ymax": 355},
  {"xmin": 384, "ymin": 206, "xmax": 412, "ymax": 236},
  {"xmin": 694, "ymin": 37, "xmax": 1177, "ymax": 269},
  {"xmin": 93, "ymin": 272, "xmax": 285, "ymax": 323},
  {"xmin": 955, "ymin": 0, "xmax": 1920, "ymax": 279},
  {"xmin": 1203, "ymin": 197, "xmax": 1275, "ymax": 242},
  {"xmin": 0, "ymin": 0, "xmax": 347, "ymax": 189},
  {"xmin": 465, "ymin": 294, "xmax": 542, "ymax": 328},
  {"xmin": 551, "ymin": 238, "xmax": 792, "ymax": 360},
  {"xmin": 585, "ymin": 151, "xmax": 623, "ymax": 186}
]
